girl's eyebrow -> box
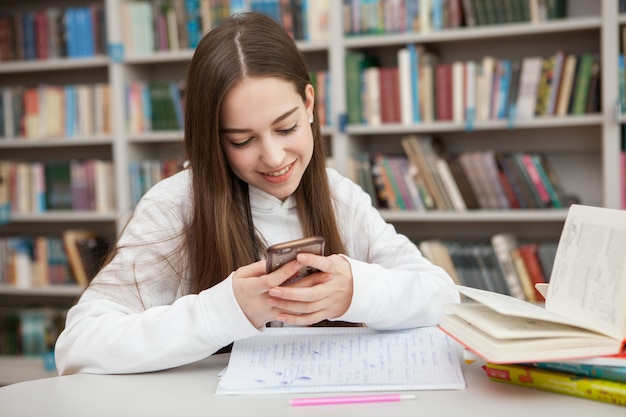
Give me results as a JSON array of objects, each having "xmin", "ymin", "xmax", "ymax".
[{"xmin": 221, "ymin": 106, "xmax": 299, "ymax": 133}]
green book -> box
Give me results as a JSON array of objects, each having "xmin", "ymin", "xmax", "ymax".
[
  {"xmin": 45, "ymin": 161, "xmax": 72, "ymax": 210},
  {"xmin": 570, "ymin": 53, "xmax": 596, "ymax": 115},
  {"xmin": 345, "ymin": 51, "xmax": 376, "ymax": 125}
]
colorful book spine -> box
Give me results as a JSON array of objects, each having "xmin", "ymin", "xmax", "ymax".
[
  {"xmin": 530, "ymin": 361, "xmax": 626, "ymax": 384},
  {"xmin": 483, "ymin": 363, "xmax": 626, "ymax": 407}
]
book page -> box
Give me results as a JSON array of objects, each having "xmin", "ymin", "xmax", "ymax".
[
  {"xmin": 455, "ymin": 285, "xmax": 580, "ymax": 327},
  {"xmin": 446, "ymin": 303, "xmax": 605, "ymax": 339},
  {"xmin": 216, "ymin": 326, "xmax": 465, "ymax": 395},
  {"xmin": 547, "ymin": 204, "xmax": 626, "ymax": 340}
]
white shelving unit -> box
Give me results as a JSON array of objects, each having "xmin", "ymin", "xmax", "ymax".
[{"xmin": 0, "ymin": 0, "xmax": 623, "ymax": 385}]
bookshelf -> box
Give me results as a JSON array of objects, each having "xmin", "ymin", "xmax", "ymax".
[
  {"xmin": 333, "ymin": 0, "xmax": 621, "ymax": 242},
  {"xmin": 0, "ymin": 0, "xmax": 623, "ymax": 385}
]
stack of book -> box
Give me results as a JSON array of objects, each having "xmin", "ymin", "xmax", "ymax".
[
  {"xmin": 483, "ymin": 357, "xmax": 626, "ymax": 406},
  {"xmin": 438, "ymin": 204, "xmax": 626, "ymax": 406},
  {"xmin": 349, "ymin": 135, "xmax": 570, "ymax": 212}
]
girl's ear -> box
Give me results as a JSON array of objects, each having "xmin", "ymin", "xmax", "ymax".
[{"xmin": 305, "ymin": 83, "xmax": 315, "ymax": 119}]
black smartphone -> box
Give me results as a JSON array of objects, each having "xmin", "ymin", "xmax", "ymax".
[{"xmin": 266, "ymin": 236, "xmax": 325, "ymax": 286}]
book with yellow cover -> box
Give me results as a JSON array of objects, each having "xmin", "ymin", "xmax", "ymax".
[
  {"xmin": 483, "ymin": 362, "xmax": 626, "ymax": 407},
  {"xmin": 439, "ymin": 204, "xmax": 626, "ymax": 364}
]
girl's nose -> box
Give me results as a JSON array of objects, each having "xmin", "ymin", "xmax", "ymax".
[{"xmin": 260, "ymin": 136, "xmax": 285, "ymax": 167}]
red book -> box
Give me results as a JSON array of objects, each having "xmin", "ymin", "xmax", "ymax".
[
  {"xmin": 435, "ymin": 63, "xmax": 453, "ymax": 121},
  {"xmin": 379, "ymin": 66, "xmax": 401, "ymax": 124},
  {"xmin": 517, "ymin": 243, "xmax": 547, "ymax": 300},
  {"xmin": 34, "ymin": 11, "xmax": 49, "ymax": 59}
]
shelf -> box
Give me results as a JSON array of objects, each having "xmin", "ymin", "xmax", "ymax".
[
  {"xmin": 7, "ymin": 211, "xmax": 118, "ymax": 223},
  {"xmin": 381, "ymin": 209, "xmax": 568, "ymax": 223},
  {"xmin": 128, "ymin": 131, "xmax": 184, "ymax": 143},
  {"xmin": 346, "ymin": 114, "xmax": 603, "ymax": 135},
  {"xmin": 0, "ymin": 285, "xmax": 83, "ymax": 298},
  {"xmin": 0, "ymin": 137, "xmax": 114, "ymax": 149},
  {"xmin": 344, "ymin": 16, "xmax": 602, "ymax": 48},
  {"xmin": 122, "ymin": 39, "xmax": 328, "ymax": 65},
  {"xmin": 124, "ymin": 49, "xmax": 194, "ymax": 64},
  {"xmin": 0, "ymin": 56, "xmax": 110, "ymax": 74},
  {"xmin": 127, "ymin": 126, "xmax": 336, "ymax": 143}
]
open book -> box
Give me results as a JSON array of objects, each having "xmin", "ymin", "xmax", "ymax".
[{"xmin": 439, "ymin": 204, "xmax": 626, "ymax": 364}]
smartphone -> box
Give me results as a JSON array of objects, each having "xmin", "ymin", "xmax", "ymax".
[{"xmin": 266, "ymin": 236, "xmax": 325, "ymax": 286}]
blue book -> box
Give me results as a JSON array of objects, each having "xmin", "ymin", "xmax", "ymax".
[
  {"xmin": 64, "ymin": 85, "xmax": 76, "ymax": 137},
  {"xmin": 169, "ymin": 82, "xmax": 184, "ymax": 130},
  {"xmin": 80, "ymin": 7, "xmax": 96, "ymax": 56},
  {"xmin": 431, "ymin": 0, "xmax": 443, "ymax": 30},
  {"xmin": 22, "ymin": 12, "xmax": 37, "ymax": 60},
  {"xmin": 141, "ymin": 82, "xmax": 152, "ymax": 131},
  {"xmin": 407, "ymin": 44, "xmax": 421, "ymax": 123},
  {"xmin": 64, "ymin": 8, "xmax": 78, "ymax": 58},
  {"xmin": 128, "ymin": 161, "xmax": 143, "ymax": 207},
  {"xmin": 531, "ymin": 361, "xmax": 626, "ymax": 384},
  {"xmin": 497, "ymin": 59, "xmax": 512, "ymax": 119},
  {"xmin": 185, "ymin": 0, "xmax": 201, "ymax": 48}
]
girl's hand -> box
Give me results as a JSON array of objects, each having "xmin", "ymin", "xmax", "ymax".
[
  {"xmin": 266, "ymin": 253, "xmax": 354, "ymax": 326},
  {"xmin": 231, "ymin": 259, "xmax": 307, "ymax": 328}
]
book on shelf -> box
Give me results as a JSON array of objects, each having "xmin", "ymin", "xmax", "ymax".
[
  {"xmin": 363, "ymin": 66, "xmax": 381, "ymax": 125},
  {"xmin": 482, "ymin": 362, "xmax": 626, "ymax": 407},
  {"xmin": 517, "ymin": 243, "xmax": 548, "ymax": 298},
  {"xmin": 343, "ymin": 0, "xmax": 565, "ymax": 34},
  {"xmin": 401, "ymin": 135, "xmax": 450, "ymax": 210},
  {"xmin": 490, "ymin": 233, "xmax": 526, "ymax": 300},
  {"xmin": 0, "ymin": 5, "xmax": 105, "ymax": 62},
  {"xmin": 378, "ymin": 66, "xmax": 402, "ymax": 124},
  {"xmin": 0, "ymin": 308, "xmax": 67, "ymax": 357},
  {"xmin": 439, "ymin": 204, "xmax": 626, "ymax": 364},
  {"xmin": 0, "ymin": 235, "xmax": 74, "ymax": 287},
  {"xmin": 121, "ymin": 0, "xmax": 328, "ymax": 53},
  {"xmin": 62, "ymin": 229, "xmax": 110, "ymax": 287},
  {"xmin": 1, "ymin": 83, "xmax": 111, "ymax": 140},
  {"xmin": 446, "ymin": 155, "xmax": 480, "ymax": 210},
  {"xmin": 418, "ymin": 239, "xmax": 461, "ymax": 285},
  {"xmin": 348, "ymin": 144, "xmax": 567, "ymax": 213},
  {"xmin": 435, "ymin": 62, "xmax": 454, "ymax": 121},
  {"xmin": 419, "ymin": 238, "xmax": 557, "ymax": 298},
  {"xmin": 555, "ymin": 53, "xmax": 578, "ymax": 116},
  {"xmin": 569, "ymin": 53, "xmax": 597, "ymax": 115}
]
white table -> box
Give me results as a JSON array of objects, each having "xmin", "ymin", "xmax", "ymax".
[{"xmin": 0, "ymin": 353, "xmax": 621, "ymax": 417}]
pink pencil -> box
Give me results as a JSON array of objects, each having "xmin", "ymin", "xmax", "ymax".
[{"xmin": 290, "ymin": 393, "xmax": 417, "ymax": 407}]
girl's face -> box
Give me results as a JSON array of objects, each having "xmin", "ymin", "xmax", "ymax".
[{"xmin": 220, "ymin": 77, "xmax": 315, "ymax": 201}]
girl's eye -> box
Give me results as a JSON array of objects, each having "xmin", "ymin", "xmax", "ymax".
[
  {"xmin": 278, "ymin": 123, "xmax": 298, "ymax": 135},
  {"xmin": 231, "ymin": 138, "xmax": 253, "ymax": 149}
]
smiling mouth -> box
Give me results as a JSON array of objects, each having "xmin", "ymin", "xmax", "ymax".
[{"xmin": 264, "ymin": 162, "xmax": 294, "ymax": 177}]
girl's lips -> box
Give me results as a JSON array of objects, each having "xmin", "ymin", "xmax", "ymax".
[{"xmin": 262, "ymin": 162, "xmax": 295, "ymax": 183}]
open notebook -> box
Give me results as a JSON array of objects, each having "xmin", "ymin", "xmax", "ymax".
[{"xmin": 216, "ymin": 326, "xmax": 465, "ymax": 395}]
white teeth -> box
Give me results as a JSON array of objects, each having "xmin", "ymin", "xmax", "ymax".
[{"xmin": 266, "ymin": 164, "xmax": 291, "ymax": 177}]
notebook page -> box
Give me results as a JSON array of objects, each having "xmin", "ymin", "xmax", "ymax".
[{"xmin": 216, "ymin": 326, "xmax": 465, "ymax": 395}]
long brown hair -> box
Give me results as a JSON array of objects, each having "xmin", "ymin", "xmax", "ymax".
[{"xmin": 184, "ymin": 12, "xmax": 344, "ymax": 293}]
